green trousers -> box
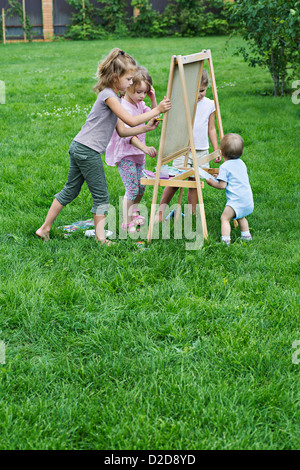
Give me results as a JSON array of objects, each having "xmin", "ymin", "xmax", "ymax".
[{"xmin": 55, "ymin": 140, "xmax": 109, "ymax": 215}]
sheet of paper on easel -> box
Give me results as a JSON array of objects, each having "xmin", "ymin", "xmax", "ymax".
[{"xmin": 198, "ymin": 167, "xmax": 218, "ymax": 182}]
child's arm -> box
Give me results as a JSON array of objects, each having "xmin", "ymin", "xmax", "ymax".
[
  {"xmin": 208, "ymin": 112, "xmax": 221, "ymax": 163},
  {"xmin": 206, "ymin": 178, "xmax": 227, "ymax": 189},
  {"xmin": 115, "ymin": 117, "xmax": 160, "ymax": 138},
  {"xmin": 129, "ymin": 136, "xmax": 157, "ymax": 158},
  {"xmin": 106, "ymin": 96, "xmax": 170, "ymax": 128}
]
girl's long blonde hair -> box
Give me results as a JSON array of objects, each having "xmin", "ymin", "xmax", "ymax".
[{"xmin": 93, "ymin": 48, "xmax": 137, "ymax": 94}]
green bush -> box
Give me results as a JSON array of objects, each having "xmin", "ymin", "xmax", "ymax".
[
  {"xmin": 65, "ymin": 0, "xmax": 104, "ymax": 40},
  {"xmin": 130, "ymin": 0, "xmax": 161, "ymax": 38},
  {"xmin": 62, "ymin": 0, "xmax": 229, "ymax": 39},
  {"xmin": 65, "ymin": 22, "xmax": 105, "ymax": 41},
  {"xmin": 100, "ymin": 0, "xmax": 129, "ymax": 36},
  {"xmin": 161, "ymin": 0, "xmax": 206, "ymax": 37},
  {"xmin": 205, "ymin": 16, "xmax": 229, "ymax": 36},
  {"xmin": 157, "ymin": 0, "xmax": 229, "ymax": 38},
  {"xmin": 204, "ymin": 0, "xmax": 229, "ymax": 35}
]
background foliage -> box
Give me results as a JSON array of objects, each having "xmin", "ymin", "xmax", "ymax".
[
  {"xmin": 227, "ymin": 0, "xmax": 300, "ymax": 97},
  {"xmin": 6, "ymin": 0, "xmax": 34, "ymax": 42},
  {"xmin": 58, "ymin": 0, "xmax": 300, "ymax": 95},
  {"xmin": 64, "ymin": 0, "xmax": 230, "ymax": 39}
]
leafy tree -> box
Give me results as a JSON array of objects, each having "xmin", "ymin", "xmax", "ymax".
[{"xmin": 227, "ymin": 0, "xmax": 300, "ymax": 96}]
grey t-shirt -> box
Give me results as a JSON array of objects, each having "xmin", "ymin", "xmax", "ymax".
[{"xmin": 74, "ymin": 88, "xmax": 121, "ymax": 154}]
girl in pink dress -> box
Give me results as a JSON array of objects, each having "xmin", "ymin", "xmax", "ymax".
[{"xmin": 106, "ymin": 67, "xmax": 158, "ymax": 233}]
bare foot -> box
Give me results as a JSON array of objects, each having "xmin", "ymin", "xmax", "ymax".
[
  {"xmin": 97, "ymin": 238, "xmax": 115, "ymax": 246},
  {"xmin": 36, "ymin": 227, "xmax": 50, "ymax": 242}
]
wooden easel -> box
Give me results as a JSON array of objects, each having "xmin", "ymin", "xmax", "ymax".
[{"xmin": 140, "ymin": 50, "xmax": 224, "ymax": 243}]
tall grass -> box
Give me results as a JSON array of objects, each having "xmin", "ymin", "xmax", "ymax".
[{"xmin": 0, "ymin": 37, "xmax": 299, "ymax": 450}]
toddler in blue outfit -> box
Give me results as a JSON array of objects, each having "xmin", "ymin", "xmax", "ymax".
[{"xmin": 206, "ymin": 133, "xmax": 253, "ymax": 245}]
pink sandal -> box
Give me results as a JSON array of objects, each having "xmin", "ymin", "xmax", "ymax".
[
  {"xmin": 121, "ymin": 221, "xmax": 136, "ymax": 233},
  {"xmin": 132, "ymin": 211, "xmax": 145, "ymax": 226}
]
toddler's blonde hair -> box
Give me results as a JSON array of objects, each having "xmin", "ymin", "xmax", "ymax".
[{"xmin": 220, "ymin": 133, "xmax": 244, "ymax": 159}]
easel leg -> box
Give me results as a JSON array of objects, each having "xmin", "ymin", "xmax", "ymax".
[
  {"xmin": 199, "ymin": 203, "xmax": 208, "ymax": 239},
  {"xmin": 195, "ymin": 172, "xmax": 208, "ymax": 239},
  {"xmin": 176, "ymin": 188, "xmax": 184, "ymax": 220},
  {"xmin": 147, "ymin": 179, "xmax": 160, "ymax": 243}
]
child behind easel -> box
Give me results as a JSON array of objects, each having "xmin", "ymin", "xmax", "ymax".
[{"xmin": 155, "ymin": 69, "xmax": 219, "ymax": 222}]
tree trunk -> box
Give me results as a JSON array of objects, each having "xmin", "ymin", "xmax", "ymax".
[
  {"xmin": 270, "ymin": 52, "xmax": 279, "ymax": 97},
  {"xmin": 280, "ymin": 76, "xmax": 285, "ymax": 97},
  {"xmin": 280, "ymin": 46, "xmax": 285, "ymax": 97}
]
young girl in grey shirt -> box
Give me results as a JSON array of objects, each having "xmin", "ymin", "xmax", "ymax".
[{"xmin": 36, "ymin": 48, "xmax": 171, "ymax": 244}]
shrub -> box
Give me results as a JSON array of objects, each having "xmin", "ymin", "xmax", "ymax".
[
  {"xmin": 65, "ymin": 0, "xmax": 104, "ymax": 40},
  {"xmin": 99, "ymin": 0, "xmax": 129, "ymax": 36},
  {"xmin": 62, "ymin": 0, "xmax": 229, "ymax": 40},
  {"xmin": 130, "ymin": 0, "xmax": 161, "ymax": 38},
  {"xmin": 162, "ymin": 0, "xmax": 206, "ymax": 37},
  {"xmin": 204, "ymin": 0, "xmax": 229, "ymax": 35}
]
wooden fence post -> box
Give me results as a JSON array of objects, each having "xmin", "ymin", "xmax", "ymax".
[
  {"xmin": 22, "ymin": 0, "xmax": 27, "ymax": 42},
  {"xmin": 82, "ymin": 0, "xmax": 86, "ymax": 38},
  {"xmin": 2, "ymin": 8, "xmax": 6, "ymax": 45}
]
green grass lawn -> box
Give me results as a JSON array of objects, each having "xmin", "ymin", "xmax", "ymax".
[{"xmin": 0, "ymin": 36, "xmax": 299, "ymax": 450}]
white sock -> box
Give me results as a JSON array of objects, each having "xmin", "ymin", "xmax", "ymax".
[
  {"xmin": 241, "ymin": 231, "xmax": 251, "ymax": 237},
  {"xmin": 221, "ymin": 236, "xmax": 231, "ymax": 244}
]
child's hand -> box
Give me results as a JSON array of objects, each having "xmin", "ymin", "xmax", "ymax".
[
  {"xmin": 145, "ymin": 119, "xmax": 159, "ymax": 132},
  {"xmin": 206, "ymin": 177, "xmax": 214, "ymax": 186},
  {"xmin": 147, "ymin": 86, "xmax": 156, "ymax": 100},
  {"xmin": 214, "ymin": 155, "xmax": 222, "ymax": 163},
  {"xmin": 145, "ymin": 146, "xmax": 157, "ymax": 158},
  {"xmin": 158, "ymin": 97, "xmax": 171, "ymax": 114}
]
